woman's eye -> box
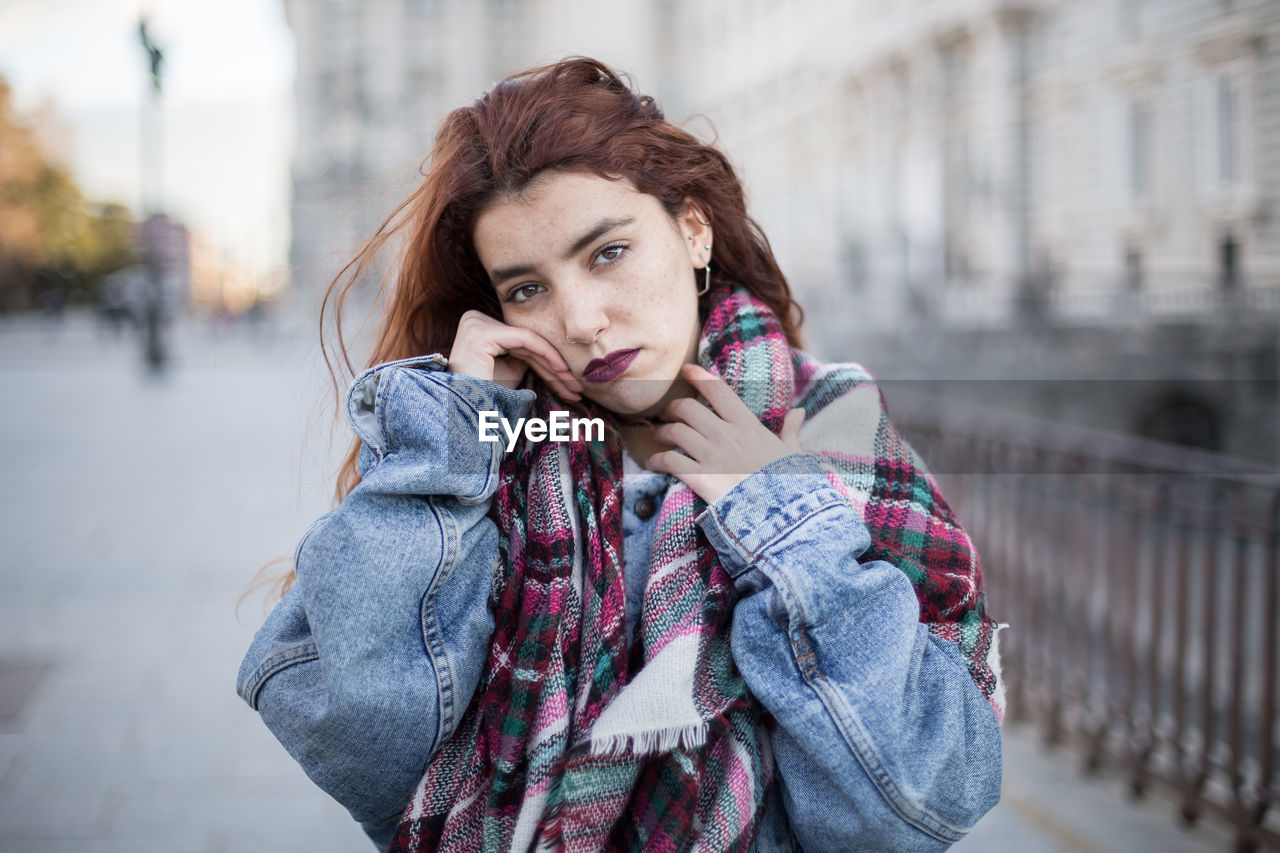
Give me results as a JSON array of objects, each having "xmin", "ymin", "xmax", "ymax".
[
  {"xmin": 506, "ymin": 283, "xmax": 543, "ymax": 304},
  {"xmin": 594, "ymin": 243, "xmax": 628, "ymax": 266}
]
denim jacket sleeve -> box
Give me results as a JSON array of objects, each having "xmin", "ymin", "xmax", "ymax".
[
  {"xmin": 236, "ymin": 355, "xmax": 534, "ymax": 848},
  {"xmin": 698, "ymin": 452, "xmax": 1002, "ymax": 852}
]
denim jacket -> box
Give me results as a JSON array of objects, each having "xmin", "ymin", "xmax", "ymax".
[{"xmin": 237, "ymin": 354, "xmax": 1002, "ymax": 850}]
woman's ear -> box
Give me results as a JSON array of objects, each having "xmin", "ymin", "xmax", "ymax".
[{"xmin": 678, "ymin": 200, "xmax": 713, "ymax": 268}]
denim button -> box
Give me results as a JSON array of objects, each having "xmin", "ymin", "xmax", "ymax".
[{"xmin": 634, "ymin": 496, "xmax": 656, "ymax": 520}]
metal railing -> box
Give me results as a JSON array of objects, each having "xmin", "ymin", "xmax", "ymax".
[{"xmin": 890, "ymin": 390, "xmax": 1280, "ymax": 851}]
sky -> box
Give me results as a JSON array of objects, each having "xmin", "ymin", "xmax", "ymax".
[{"xmin": 0, "ymin": 0, "xmax": 295, "ymax": 273}]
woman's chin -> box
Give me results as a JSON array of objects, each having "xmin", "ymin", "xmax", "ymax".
[{"xmin": 584, "ymin": 379, "xmax": 677, "ymax": 420}]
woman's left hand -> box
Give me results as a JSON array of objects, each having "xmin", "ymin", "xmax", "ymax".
[{"xmin": 645, "ymin": 363, "xmax": 806, "ymax": 505}]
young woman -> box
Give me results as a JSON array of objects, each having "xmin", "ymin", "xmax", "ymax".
[{"xmin": 238, "ymin": 57, "xmax": 1005, "ymax": 852}]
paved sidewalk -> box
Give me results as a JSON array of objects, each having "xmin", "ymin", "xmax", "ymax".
[
  {"xmin": 955, "ymin": 724, "xmax": 1232, "ymax": 853},
  {"xmin": 0, "ymin": 314, "xmax": 1235, "ymax": 851}
]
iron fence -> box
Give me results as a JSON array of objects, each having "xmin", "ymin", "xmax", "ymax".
[{"xmin": 889, "ymin": 389, "xmax": 1280, "ymax": 851}]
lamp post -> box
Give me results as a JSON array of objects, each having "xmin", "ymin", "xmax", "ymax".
[{"xmin": 137, "ymin": 17, "xmax": 166, "ymax": 373}]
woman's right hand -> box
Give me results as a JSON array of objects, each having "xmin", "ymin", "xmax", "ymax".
[{"xmin": 448, "ymin": 310, "xmax": 584, "ymax": 401}]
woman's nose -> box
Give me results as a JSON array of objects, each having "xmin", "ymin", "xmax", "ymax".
[{"xmin": 560, "ymin": 285, "xmax": 609, "ymax": 346}]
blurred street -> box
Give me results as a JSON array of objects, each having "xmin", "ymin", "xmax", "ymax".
[{"xmin": 0, "ymin": 313, "xmax": 1237, "ymax": 852}]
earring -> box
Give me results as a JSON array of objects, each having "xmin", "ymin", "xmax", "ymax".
[{"xmin": 697, "ymin": 246, "xmax": 712, "ymax": 297}]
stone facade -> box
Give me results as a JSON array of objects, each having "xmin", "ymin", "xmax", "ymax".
[
  {"xmin": 282, "ymin": 0, "xmax": 675, "ymax": 298},
  {"xmin": 284, "ymin": 0, "xmax": 1279, "ymax": 461},
  {"xmin": 677, "ymin": 1, "xmax": 1278, "ymax": 337}
]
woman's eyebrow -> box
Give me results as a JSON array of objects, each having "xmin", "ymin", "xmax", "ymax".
[
  {"xmin": 565, "ymin": 217, "xmax": 634, "ymax": 257},
  {"xmin": 490, "ymin": 217, "xmax": 635, "ymax": 287}
]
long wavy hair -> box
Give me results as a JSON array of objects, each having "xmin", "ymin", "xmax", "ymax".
[{"xmin": 321, "ymin": 56, "xmax": 803, "ymax": 505}]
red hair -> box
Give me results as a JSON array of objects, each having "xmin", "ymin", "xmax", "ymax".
[{"xmin": 322, "ymin": 56, "xmax": 803, "ymax": 502}]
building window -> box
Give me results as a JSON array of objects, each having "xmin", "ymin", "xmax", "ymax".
[
  {"xmin": 1217, "ymin": 75, "xmax": 1238, "ymax": 186},
  {"xmin": 1219, "ymin": 234, "xmax": 1240, "ymax": 290},
  {"xmin": 939, "ymin": 39, "xmax": 970, "ymax": 107},
  {"xmin": 943, "ymin": 235, "xmax": 970, "ymax": 282},
  {"xmin": 1124, "ymin": 243, "xmax": 1144, "ymax": 291},
  {"xmin": 1127, "ymin": 101, "xmax": 1150, "ymax": 201},
  {"xmin": 841, "ymin": 237, "xmax": 868, "ymax": 294}
]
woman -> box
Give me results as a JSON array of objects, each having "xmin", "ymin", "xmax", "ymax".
[{"xmin": 238, "ymin": 57, "xmax": 1004, "ymax": 852}]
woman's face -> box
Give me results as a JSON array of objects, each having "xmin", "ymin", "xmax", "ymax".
[{"xmin": 472, "ymin": 170, "xmax": 711, "ymax": 418}]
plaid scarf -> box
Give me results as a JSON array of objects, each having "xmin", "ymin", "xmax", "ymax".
[{"xmin": 390, "ymin": 285, "xmax": 1002, "ymax": 852}]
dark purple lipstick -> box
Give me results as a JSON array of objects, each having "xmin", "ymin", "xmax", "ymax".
[{"xmin": 583, "ymin": 349, "xmax": 639, "ymax": 383}]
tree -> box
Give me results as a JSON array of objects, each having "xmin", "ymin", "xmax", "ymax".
[{"xmin": 0, "ymin": 77, "xmax": 136, "ymax": 312}]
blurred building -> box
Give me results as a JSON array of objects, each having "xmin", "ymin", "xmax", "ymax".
[
  {"xmin": 676, "ymin": 0, "xmax": 1279, "ymax": 462},
  {"xmin": 686, "ymin": 1, "xmax": 1277, "ymax": 321},
  {"xmin": 284, "ymin": 0, "xmax": 1279, "ymax": 462},
  {"xmin": 282, "ymin": 0, "xmax": 677, "ymax": 298}
]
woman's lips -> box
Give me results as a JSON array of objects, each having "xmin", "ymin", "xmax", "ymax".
[{"xmin": 583, "ymin": 349, "xmax": 639, "ymax": 383}]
